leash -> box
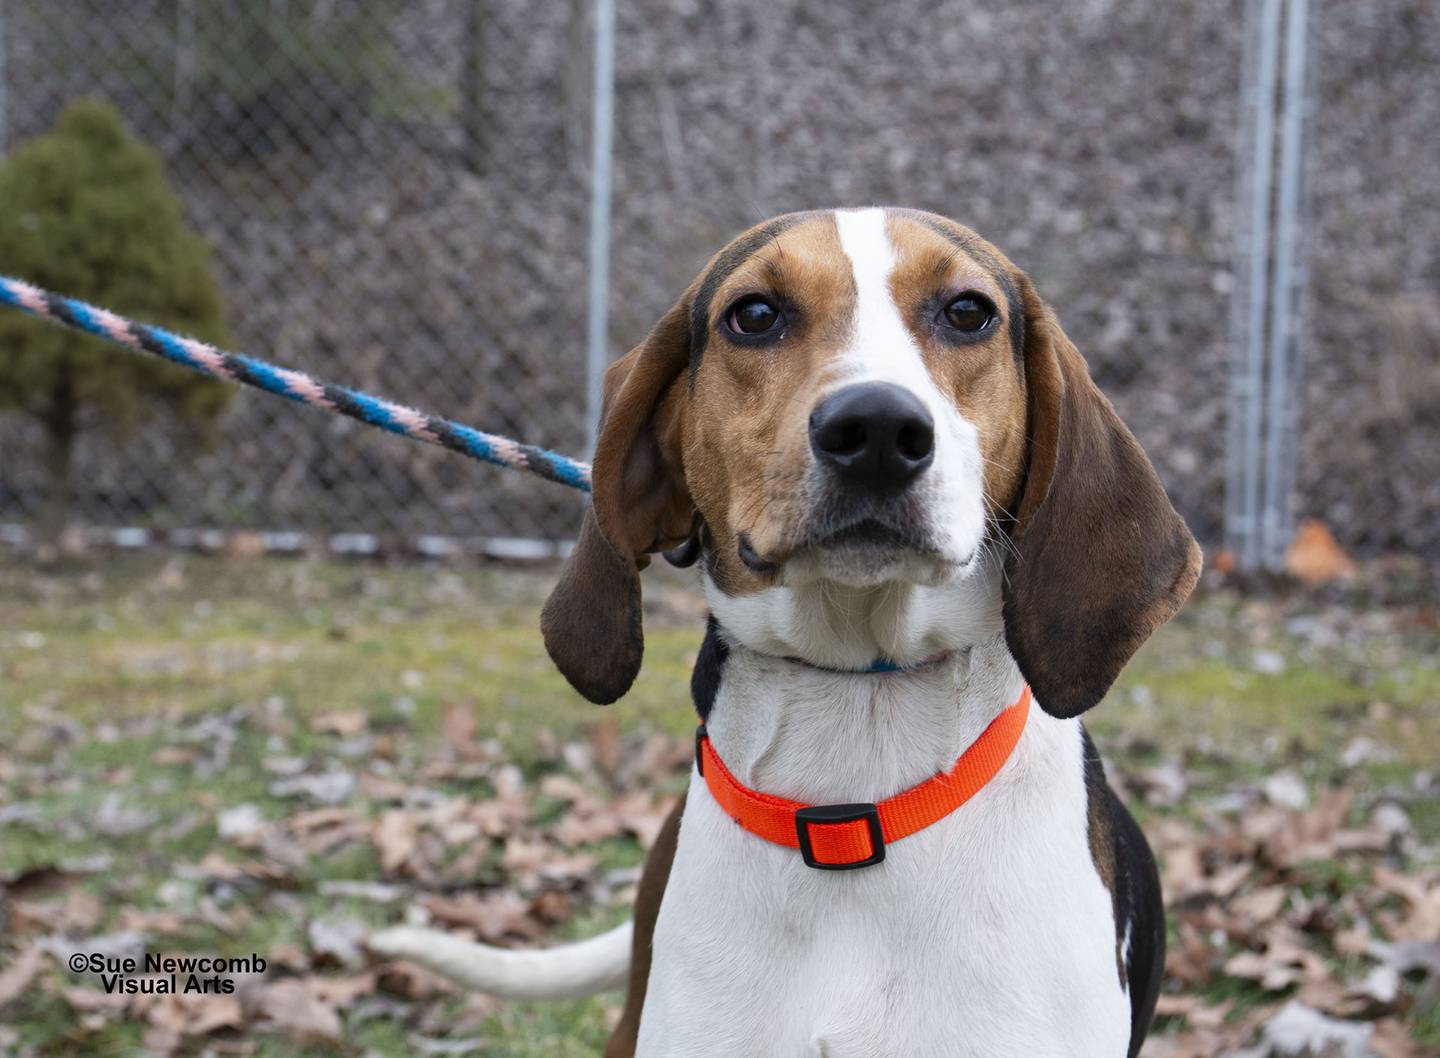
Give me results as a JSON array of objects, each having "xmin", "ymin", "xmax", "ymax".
[{"xmin": 0, "ymin": 276, "xmax": 593, "ymax": 493}]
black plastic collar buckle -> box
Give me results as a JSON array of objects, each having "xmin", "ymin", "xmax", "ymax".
[{"xmin": 794, "ymin": 802, "xmax": 886, "ymax": 871}]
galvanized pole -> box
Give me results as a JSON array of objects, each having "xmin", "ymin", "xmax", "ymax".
[
  {"xmin": 1260, "ymin": 0, "xmax": 1312, "ymax": 570},
  {"xmin": 1275, "ymin": 3, "xmax": 1318, "ymax": 570},
  {"xmin": 1227, "ymin": 0, "xmax": 1282, "ymax": 570},
  {"xmin": 1225, "ymin": 0, "xmax": 1263, "ymax": 565},
  {"xmin": 584, "ymin": 0, "xmax": 616, "ymax": 454}
]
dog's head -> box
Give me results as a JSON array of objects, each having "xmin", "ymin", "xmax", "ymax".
[{"xmin": 541, "ymin": 208, "xmax": 1201, "ymax": 717}]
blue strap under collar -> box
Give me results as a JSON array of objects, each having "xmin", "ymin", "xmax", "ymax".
[{"xmin": 784, "ymin": 651, "xmax": 952, "ymax": 675}]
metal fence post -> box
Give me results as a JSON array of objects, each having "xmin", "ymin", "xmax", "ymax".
[
  {"xmin": 1260, "ymin": 0, "xmax": 1314, "ymax": 570},
  {"xmin": 1227, "ymin": 0, "xmax": 1314, "ymax": 573},
  {"xmin": 1230, "ymin": 0, "xmax": 1282, "ymax": 571},
  {"xmin": 584, "ymin": 0, "xmax": 616, "ymax": 455}
]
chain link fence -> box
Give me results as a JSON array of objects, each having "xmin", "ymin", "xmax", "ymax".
[
  {"xmin": 1, "ymin": 0, "xmax": 595, "ymax": 543},
  {"xmin": 1, "ymin": 1, "xmax": 1437, "ymax": 556}
]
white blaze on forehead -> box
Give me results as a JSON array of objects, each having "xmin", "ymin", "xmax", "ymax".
[
  {"xmin": 832, "ymin": 208, "xmax": 934, "ymax": 392},
  {"xmin": 825, "ymin": 207, "xmax": 989, "ymax": 573}
]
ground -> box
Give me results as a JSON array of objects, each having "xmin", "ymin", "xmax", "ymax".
[{"xmin": 0, "ymin": 552, "xmax": 1436, "ymax": 1057}]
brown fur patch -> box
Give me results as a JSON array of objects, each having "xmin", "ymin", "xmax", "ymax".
[
  {"xmin": 604, "ymin": 797, "xmax": 683, "ymax": 1058},
  {"xmin": 682, "ymin": 213, "xmax": 860, "ymax": 594}
]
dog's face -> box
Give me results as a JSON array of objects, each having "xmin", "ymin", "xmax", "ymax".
[
  {"xmin": 681, "ymin": 208, "xmax": 1026, "ymax": 595},
  {"xmin": 541, "ymin": 208, "xmax": 1201, "ymax": 718}
]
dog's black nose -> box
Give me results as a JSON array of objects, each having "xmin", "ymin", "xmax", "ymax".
[{"xmin": 809, "ymin": 382, "xmax": 935, "ymax": 489}]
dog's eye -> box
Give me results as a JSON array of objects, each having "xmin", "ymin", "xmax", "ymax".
[
  {"xmin": 940, "ymin": 293, "xmax": 996, "ymax": 334},
  {"xmin": 727, "ymin": 296, "xmax": 783, "ymax": 336}
]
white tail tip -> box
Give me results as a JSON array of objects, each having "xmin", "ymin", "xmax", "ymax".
[{"xmin": 367, "ymin": 921, "xmax": 633, "ymax": 1000}]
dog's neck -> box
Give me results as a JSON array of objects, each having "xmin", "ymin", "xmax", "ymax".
[{"xmin": 700, "ymin": 553, "xmax": 1028, "ymax": 805}]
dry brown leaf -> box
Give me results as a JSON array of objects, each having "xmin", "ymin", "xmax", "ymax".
[
  {"xmin": 539, "ymin": 774, "xmax": 588, "ymax": 802},
  {"xmin": 9, "ymin": 887, "xmax": 103, "ymax": 934},
  {"xmin": 1225, "ymin": 950, "xmax": 1304, "ymax": 991},
  {"xmin": 308, "ymin": 710, "xmax": 368, "ymax": 736},
  {"xmin": 1164, "ymin": 923, "xmax": 1217, "ymax": 987},
  {"xmin": 553, "ymin": 806, "xmax": 624, "ymax": 847},
  {"xmin": 1372, "ymin": 867, "xmax": 1440, "ymax": 940},
  {"xmin": 113, "ymin": 909, "xmax": 191, "ymax": 935},
  {"xmin": 373, "ymin": 809, "xmax": 420, "ymax": 876},
  {"xmin": 358, "ymin": 772, "xmax": 414, "ymax": 801},
  {"xmin": 151, "ymin": 745, "xmax": 201, "ymax": 766},
  {"xmin": 529, "ymin": 888, "xmax": 573, "ymax": 925},
  {"xmin": 1153, "ymin": 994, "xmax": 1201, "ymax": 1018},
  {"xmin": 469, "ymin": 798, "xmax": 530, "ymax": 837},
  {"xmin": 266, "ymin": 943, "xmax": 312, "ymax": 973},
  {"xmin": 141, "ymin": 1025, "xmax": 182, "ymax": 1057},
  {"xmin": 1286, "ymin": 519, "xmax": 1357, "ymax": 584},
  {"xmin": 301, "ymin": 971, "xmax": 378, "ymax": 1008},
  {"xmin": 1370, "ymin": 1016, "xmax": 1429, "ymax": 1058},
  {"xmin": 1206, "ymin": 861, "xmax": 1253, "ymax": 900},
  {"xmin": 253, "ymin": 980, "xmax": 343, "ymax": 1045},
  {"xmin": 63, "ymin": 985, "xmax": 132, "ymax": 1013},
  {"xmin": 536, "ymin": 852, "xmax": 600, "ymax": 884},
  {"xmin": 1185, "ymin": 1000, "xmax": 1233, "ymax": 1030},
  {"xmin": 501, "ymin": 836, "xmax": 550, "ymax": 873},
  {"xmin": 618, "ymin": 805, "xmax": 670, "ymax": 848},
  {"xmin": 0, "ymin": 946, "xmax": 46, "ymax": 1007},
  {"xmin": 1161, "ymin": 845, "xmax": 1204, "ymax": 896},
  {"xmin": 442, "ymin": 701, "xmax": 479, "ymax": 755},
  {"xmin": 288, "ymin": 806, "xmax": 362, "ymax": 832},
  {"xmin": 288, "ymin": 806, "xmax": 368, "ymax": 856},
  {"xmin": 1230, "ymin": 885, "xmax": 1288, "ymax": 923},
  {"xmin": 421, "ymin": 890, "xmax": 536, "ymax": 942},
  {"xmin": 196, "ymin": 851, "xmax": 292, "ymax": 884},
  {"xmin": 185, "ymin": 995, "xmax": 245, "ymax": 1036},
  {"xmin": 375, "ymin": 958, "xmax": 456, "ymax": 1000}
]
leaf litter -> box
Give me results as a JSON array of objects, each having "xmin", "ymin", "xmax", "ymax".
[{"xmin": 0, "ymin": 555, "xmax": 1434, "ymax": 1055}]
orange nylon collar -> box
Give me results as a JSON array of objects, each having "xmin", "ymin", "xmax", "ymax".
[{"xmin": 696, "ymin": 685, "xmax": 1031, "ymax": 870}]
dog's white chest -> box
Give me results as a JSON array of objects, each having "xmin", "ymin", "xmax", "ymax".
[{"xmin": 635, "ymin": 711, "xmax": 1131, "ymax": 1058}]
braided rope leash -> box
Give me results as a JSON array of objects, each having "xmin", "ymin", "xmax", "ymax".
[{"xmin": 0, "ymin": 276, "xmax": 593, "ymax": 493}]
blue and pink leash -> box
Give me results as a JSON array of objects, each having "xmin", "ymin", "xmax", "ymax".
[{"xmin": 0, "ymin": 276, "xmax": 593, "ymax": 493}]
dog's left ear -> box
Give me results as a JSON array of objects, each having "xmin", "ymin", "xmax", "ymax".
[
  {"xmin": 540, "ymin": 296, "xmax": 696, "ymax": 704},
  {"xmin": 1003, "ymin": 276, "xmax": 1202, "ymax": 719}
]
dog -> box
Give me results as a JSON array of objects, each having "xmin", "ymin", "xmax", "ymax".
[{"xmin": 371, "ymin": 207, "xmax": 1201, "ymax": 1057}]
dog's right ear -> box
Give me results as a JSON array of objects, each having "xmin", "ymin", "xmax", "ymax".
[
  {"xmin": 540, "ymin": 296, "xmax": 695, "ymax": 704},
  {"xmin": 1001, "ymin": 275, "xmax": 1201, "ymax": 719}
]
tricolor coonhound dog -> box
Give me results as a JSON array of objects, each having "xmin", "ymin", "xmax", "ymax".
[{"xmin": 371, "ymin": 207, "xmax": 1202, "ymax": 1057}]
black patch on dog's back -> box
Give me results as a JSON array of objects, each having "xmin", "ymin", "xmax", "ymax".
[
  {"xmin": 1082, "ymin": 727, "xmax": 1165, "ymax": 1058},
  {"xmin": 690, "ymin": 616, "xmax": 729, "ymax": 722}
]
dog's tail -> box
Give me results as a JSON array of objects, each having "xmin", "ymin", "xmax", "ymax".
[{"xmin": 366, "ymin": 921, "xmax": 632, "ymax": 1000}]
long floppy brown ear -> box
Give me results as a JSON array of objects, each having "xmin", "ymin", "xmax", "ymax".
[
  {"xmin": 1003, "ymin": 277, "xmax": 1202, "ymax": 719},
  {"xmin": 540, "ymin": 298, "xmax": 695, "ymax": 704}
]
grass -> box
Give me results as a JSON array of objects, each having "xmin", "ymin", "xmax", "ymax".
[
  {"xmin": 0, "ymin": 556, "xmax": 702, "ymax": 753},
  {"xmin": 0, "ymin": 552, "xmax": 1435, "ymax": 1055}
]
